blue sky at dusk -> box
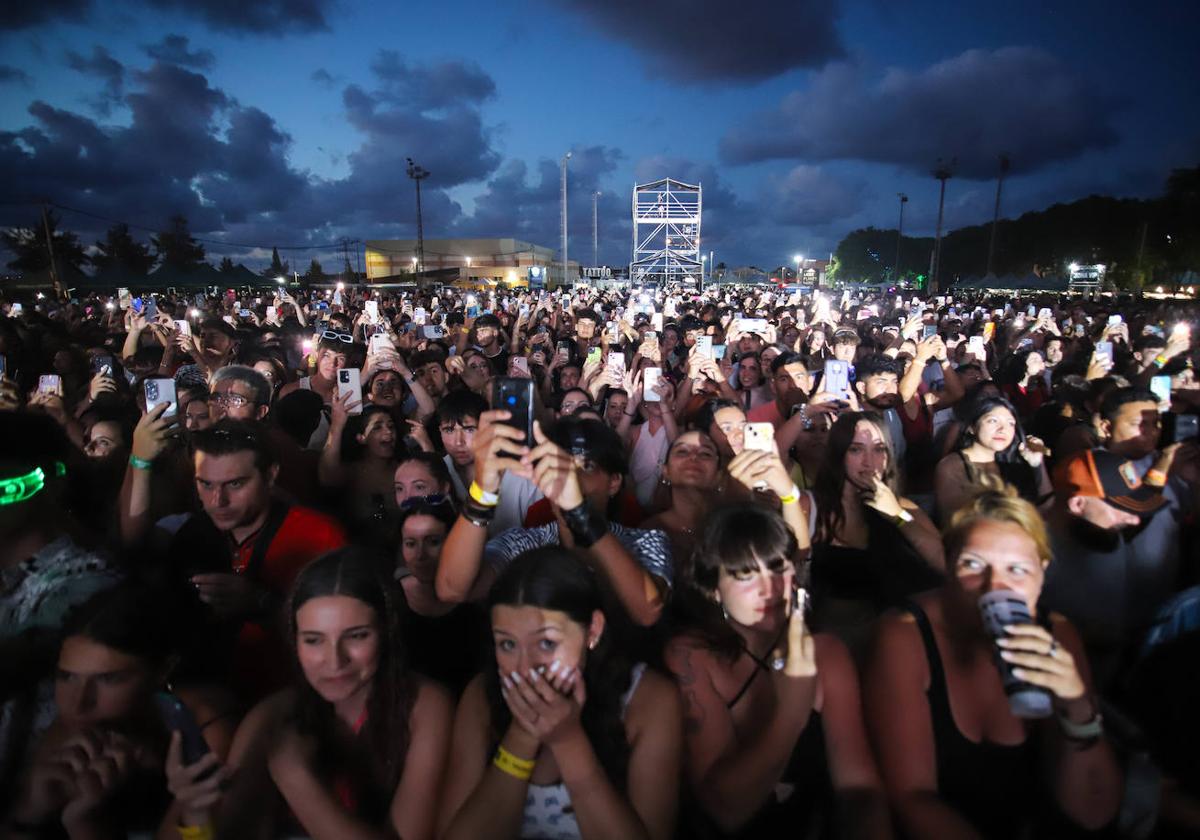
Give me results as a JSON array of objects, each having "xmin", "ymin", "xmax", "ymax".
[{"xmin": 1, "ymin": 0, "xmax": 1197, "ymax": 273}]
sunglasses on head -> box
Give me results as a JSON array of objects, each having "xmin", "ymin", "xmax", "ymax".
[
  {"xmin": 399, "ymin": 493, "xmax": 451, "ymax": 510},
  {"xmin": 321, "ymin": 330, "xmax": 354, "ymax": 344}
]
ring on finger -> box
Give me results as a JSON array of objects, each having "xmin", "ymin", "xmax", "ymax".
[{"xmin": 1048, "ymin": 640, "xmax": 1059, "ymax": 656}]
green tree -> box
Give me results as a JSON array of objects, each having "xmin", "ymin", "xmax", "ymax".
[
  {"xmin": 152, "ymin": 215, "xmax": 206, "ymax": 271},
  {"xmin": 218, "ymin": 256, "xmax": 236, "ymax": 273},
  {"xmin": 304, "ymin": 258, "xmax": 325, "ymax": 281},
  {"xmin": 1, "ymin": 210, "xmax": 87, "ymax": 276},
  {"xmin": 91, "ymin": 223, "xmax": 154, "ymax": 276},
  {"xmin": 263, "ymin": 246, "xmax": 290, "ymax": 279}
]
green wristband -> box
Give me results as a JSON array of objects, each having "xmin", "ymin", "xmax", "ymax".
[{"xmin": 129, "ymin": 454, "xmax": 153, "ymax": 471}]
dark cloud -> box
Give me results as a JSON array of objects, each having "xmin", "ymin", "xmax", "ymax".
[
  {"xmin": 310, "ymin": 68, "xmax": 337, "ymax": 87},
  {"xmin": 456, "ymin": 146, "xmax": 628, "ymax": 263},
  {"xmin": 0, "ymin": 65, "xmax": 33, "ymax": 86},
  {"xmin": 768, "ymin": 165, "xmax": 867, "ymax": 226},
  {"xmin": 65, "ymin": 45, "xmax": 125, "ymax": 114},
  {"xmin": 143, "ymin": 0, "xmax": 334, "ymax": 35},
  {"xmin": 556, "ymin": 0, "xmax": 842, "ymax": 82},
  {"xmin": 0, "ymin": 0, "xmax": 90, "ymax": 31},
  {"xmin": 142, "ymin": 34, "xmax": 215, "ymax": 70},
  {"xmin": 368, "ymin": 50, "xmax": 496, "ymax": 110},
  {"xmin": 721, "ymin": 47, "xmax": 1120, "ymax": 179}
]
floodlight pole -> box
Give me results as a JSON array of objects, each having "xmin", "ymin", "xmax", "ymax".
[
  {"xmin": 406, "ymin": 157, "xmax": 430, "ymax": 277},
  {"xmin": 930, "ymin": 160, "xmax": 954, "ymax": 294},
  {"xmin": 986, "ymin": 155, "xmax": 1010, "ymax": 276},
  {"xmin": 592, "ymin": 191, "xmax": 600, "ymax": 268},
  {"xmin": 561, "ymin": 152, "xmax": 572, "ymax": 286},
  {"xmin": 894, "ymin": 194, "xmax": 908, "ymax": 283}
]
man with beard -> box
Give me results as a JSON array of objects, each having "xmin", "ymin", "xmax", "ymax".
[
  {"xmin": 747, "ymin": 351, "xmax": 813, "ymax": 431},
  {"xmin": 471, "ymin": 313, "xmax": 510, "ymax": 376},
  {"xmin": 1042, "ymin": 387, "xmax": 1200, "ymax": 689},
  {"xmin": 856, "ymin": 346, "xmax": 963, "ymax": 506}
]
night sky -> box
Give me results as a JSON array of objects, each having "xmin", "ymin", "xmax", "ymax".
[{"xmin": 1, "ymin": 0, "xmax": 1197, "ymax": 273}]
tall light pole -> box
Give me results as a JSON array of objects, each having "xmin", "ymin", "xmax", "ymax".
[
  {"xmin": 592, "ymin": 191, "xmax": 601, "ymax": 268},
  {"xmin": 701, "ymin": 253, "xmax": 708, "ymax": 283},
  {"xmin": 793, "ymin": 253, "xmax": 803, "ymax": 283},
  {"xmin": 560, "ymin": 151, "xmax": 572, "ymax": 286},
  {"xmin": 406, "ymin": 157, "xmax": 430, "ymax": 277},
  {"xmin": 894, "ymin": 193, "xmax": 908, "ymax": 284},
  {"xmin": 930, "ymin": 159, "xmax": 954, "ymax": 295},
  {"xmin": 986, "ymin": 154, "xmax": 1010, "ymax": 277}
]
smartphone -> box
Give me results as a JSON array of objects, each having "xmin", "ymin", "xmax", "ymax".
[
  {"xmin": 337, "ymin": 368, "xmax": 363, "ymax": 414},
  {"xmin": 1170, "ymin": 414, "xmax": 1200, "ymax": 444},
  {"xmin": 922, "ymin": 324, "xmax": 938, "ymax": 339},
  {"xmin": 266, "ymin": 306, "xmax": 278, "ymax": 321},
  {"xmin": 1038, "ymin": 308, "xmax": 1051, "ymax": 320},
  {"xmin": 643, "ymin": 367, "xmax": 663, "ymax": 402},
  {"xmin": 651, "ymin": 312, "xmax": 664, "ymax": 332},
  {"xmin": 493, "ymin": 377, "xmax": 534, "ymax": 446},
  {"xmin": 1094, "ymin": 340, "xmax": 1113, "ymax": 364},
  {"xmin": 175, "ymin": 319, "xmax": 192, "ymax": 336},
  {"xmin": 118, "ymin": 288, "xmax": 131, "ymax": 310},
  {"xmin": 368, "ymin": 334, "xmax": 395, "ymax": 356},
  {"xmin": 422, "ymin": 325, "xmax": 445, "ymax": 340},
  {"xmin": 91, "ymin": 354, "xmax": 114, "ymax": 375},
  {"xmin": 694, "ymin": 335, "xmax": 713, "ymax": 358},
  {"xmin": 741, "ymin": 318, "xmax": 769, "ymax": 335},
  {"xmin": 823, "ymin": 360, "xmax": 851, "ymax": 399},
  {"xmin": 364, "ymin": 300, "xmax": 379, "ymax": 322},
  {"xmin": 713, "ymin": 344, "xmax": 727, "ymax": 360},
  {"xmin": 144, "ymin": 378, "xmax": 177, "ymax": 418},
  {"xmin": 586, "ymin": 347, "xmax": 602, "ymax": 366},
  {"xmin": 144, "ymin": 296, "xmax": 158, "ymax": 320},
  {"xmin": 510, "ymin": 356, "xmax": 530, "ymax": 377},
  {"xmin": 982, "ymin": 322, "xmax": 996, "ymax": 342},
  {"xmin": 607, "ymin": 321, "xmax": 620, "ymax": 343},
  {"xmin": 1150, "ymin": 375, "xmax": 1172, "ymax": 410},
  {"xmin": 606, "ymin": 351, "xmax": 626, "ymax": 378},
  {"xmin": 744, "ymin": 422, "xmax": 776, "ymax": 453},
  {"xmin": 413, "ymin": 307, "xmax": 427, "ymax": 325},
  {"xmin": 238, "ymin": 309, "xmax": 252, "ymax": 318},
  {"xmin": 556, "ymin": 340, "xmax": 572, "ymax": 357},
  {"xmin": 153, "ymin": 692, "xmax": 211, "ymax": 767},
  {"xmin": 38, "ymin": 374, "xmax": 62, "ymax": 396},
  {"xmin": 1108, "ymin": 314, "xmax": 1123, "ymax": 327},
  {"xmin": 968, "ymin": 336, "xmax": 987, "ymax": 358}
]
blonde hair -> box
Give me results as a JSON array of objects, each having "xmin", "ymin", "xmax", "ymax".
[{"xmin": 942, "ymin": 481, "xmax": 1052, "ymax": 565}]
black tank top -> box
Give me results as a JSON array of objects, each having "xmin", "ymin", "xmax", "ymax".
[
  {"xmin": 907, "ymin": 602, "xmax": 1040, "ymax": 839},
  {"xmin": 716, "ymin": 652, "xmax": 835, "ymax": 839}
]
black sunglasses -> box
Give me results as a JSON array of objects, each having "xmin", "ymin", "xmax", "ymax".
[{"xmin": 399, "ymin": 493, "xmax": 452, "ymax": 510}]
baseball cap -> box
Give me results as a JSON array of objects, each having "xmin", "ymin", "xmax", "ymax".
[{"xmin": 1052, "ymin": 449, "xmax": 1168, "ymax": 516}]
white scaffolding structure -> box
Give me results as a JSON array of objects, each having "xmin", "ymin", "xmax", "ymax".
[{"xmin": 630, "ymin": 178, "xmax": 702, "ymax": 285}]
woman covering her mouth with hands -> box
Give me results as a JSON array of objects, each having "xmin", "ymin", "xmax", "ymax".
[{"xmin": 439, "ymin": 547, "xmax": 683, "ymax": 840}]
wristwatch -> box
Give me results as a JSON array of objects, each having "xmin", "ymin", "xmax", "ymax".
[{"xmin": 893, "ymin": 509, "xmax": 914, "ymax": 526}]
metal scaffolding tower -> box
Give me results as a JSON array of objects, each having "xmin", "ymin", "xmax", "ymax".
[{"xmin": 630, "ymin": 178, "xmax": 702, "ymax": 285}]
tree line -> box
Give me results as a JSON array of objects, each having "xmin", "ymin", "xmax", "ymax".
[
  {"xmin": 0, "ymin": 212, "xmax": 335, "ymax": 282},
  {"xmin": 832, "ymin": 164, "xmax": 1200, "ymax": 289}
]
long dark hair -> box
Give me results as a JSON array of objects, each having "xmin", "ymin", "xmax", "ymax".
[
  {"xmin": 286, "ymin": 548, "xmax": 415, "ymax": 815},
  {"xmin": 952, "ymin": 394, "xmax": 1041, "ymax": 500},
  {"xmin": 676, "ymin": 504, "xmax": 799, "ymax": 662},
  {"xmin": 484, "ymin": 548, "xmax": 632, "ymax": 791},
  {"xmin": 811, "ymin": 411, "xmax": 899, "ymax": 542}
]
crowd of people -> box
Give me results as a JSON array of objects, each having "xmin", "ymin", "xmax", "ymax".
[{"xmin": 1, "ymin": 280, "xmax": 1199, "ymax": 839}]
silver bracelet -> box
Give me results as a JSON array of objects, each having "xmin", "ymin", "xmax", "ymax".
[{"xmin": 1057, "ymin": 709, "xmax": 1103, "ymax": 742}]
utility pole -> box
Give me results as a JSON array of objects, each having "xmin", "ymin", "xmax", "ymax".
[
  {"xmin": 893, "ymin": 193, "xmax": 908, "ymax": 284},
  {"xmin": 592, "ymin": 190, "xmax": 601, "ymax": 268},
  {"xmin": 40, "ymin": 203, "xmax": 60, "ymax": 293},
  {"xmin": 930, "ymin": 159, "xmax": 955, "ymax": 294},
  {"xmin": 560, "ymin": 151, "xmax": 572, "ymax": 287},
  {"xmin": 406, "ymin": 157, "xmax": 430, "ymax": 277},
  {"xmin": 986, "ymin": 154, "xmax": 1010, "ymax": 277}
]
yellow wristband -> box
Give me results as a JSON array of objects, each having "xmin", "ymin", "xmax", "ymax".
[
  {"xmin": 1154, "ymin": 354, "xmax": 1169, "ymax": 368},
  {"xmin": 469, "ymin": 480, "xmax": 500, "ymax": 507},
  {"xmin": 177, "ymin": 824, "xmax": 214, "ymax": 840},
  {"xmin": 1146, "ymin": 468, "xmax": 1168, "ymax": 486},
  {"xmin": 493, "ymin": 746, "xmax": 535, "ymax": 781},
  {"xmin": 778, "ymin": 484, "xmax": 801, "ymax": 505}
]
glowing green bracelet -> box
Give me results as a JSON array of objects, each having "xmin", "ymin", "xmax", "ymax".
[{"xmin": 0, "ymin": 462, "xmax": 66, "ymax": 506}]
